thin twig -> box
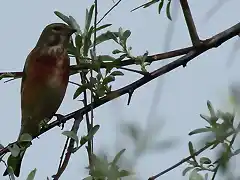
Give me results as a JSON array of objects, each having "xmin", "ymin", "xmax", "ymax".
[
  {"xmin": 53, "ymin": 115, "xmax": 83, "ymax": 180},
  {"xmin": 0, "ymin": 22, "xmax": 239, "ymax": 157},
  {"xmin": 148, "ymin": 127, "xmax": 240, "ymax": 180},
  {"xmin": 0, "ymin": 46, "xmax": 194, "ymax": 80},
  {"xmin": 57, "ymin": 137, "xmax": 70, "ymax": 171},
  {"xmin": 97, "ymin": 0, "xmax": 122, "ymax": 25},
  {"xmin": 180, "ymin": 0, "xmax": 200, "ymax": 45}
]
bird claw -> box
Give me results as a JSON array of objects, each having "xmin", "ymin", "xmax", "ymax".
[{"xmin": 54, "ymin": 114, "xmax": 65, "ymax": 130}]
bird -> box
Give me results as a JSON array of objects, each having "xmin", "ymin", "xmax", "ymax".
[{"xmin": 3, "ymin": 23, "xmax": 76, "ymax": 177}]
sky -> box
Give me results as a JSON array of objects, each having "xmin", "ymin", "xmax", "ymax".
[{"xmin": 0, "ymin": 0, "xmax": 239, "ymax": 180}]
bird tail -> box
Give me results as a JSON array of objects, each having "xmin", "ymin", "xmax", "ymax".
[{"xmin": 3, "ymin": 150, "xmax": 26, "ymax": 177}]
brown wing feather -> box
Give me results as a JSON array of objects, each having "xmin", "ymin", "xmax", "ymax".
[{"xmin": 19, "ymin": 47, "xmax": 69, "ymax": 137}]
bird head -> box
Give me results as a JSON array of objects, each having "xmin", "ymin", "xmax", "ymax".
[{"xmin": 36, "ymin": 23, "xmax": 76, "ymax": 48}]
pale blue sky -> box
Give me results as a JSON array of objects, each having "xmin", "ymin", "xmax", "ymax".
[{"xmin": 0, "ymin": 0, "xmax": 239, "ymax": 180}]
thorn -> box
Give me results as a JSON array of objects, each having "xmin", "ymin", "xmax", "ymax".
[
  {"xmin": 127, "ymin": 89, "xmax": 134, "ymax": 105},
  {"xmin": 4, "ymin": 78, "xmax": 15, "ymax": 83},
  {"xmin": 54, "ymin": 114, "xmax": 65, "ymax": 130}
]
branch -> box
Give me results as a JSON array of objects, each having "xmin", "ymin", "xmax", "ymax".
[
  {"xmin": 0, "ymin": 22, "xmax": 239, "ymax": 157},
  {"xmin": 148, "ymin": 127, "xmax": 239, "ymax": 180},
  {"xmin": 52, "ymin": 114, "xmax": 83, "ymax": 179},
  {"xmin": 97, "ymin": 0, "xmax": 122, "ymax": 25},
  {"xmin": 180, "ymin": 0, "xmax": 200, "ymax": 45},
  {"xmin": 0, "ymin": 46, "xmax": 194, "ymax": 80}
]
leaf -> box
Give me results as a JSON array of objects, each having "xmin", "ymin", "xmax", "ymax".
[
  {"xmin": 19, "ymin": 133, "xmax": 32, "ymax": 142},
  {"xmin": 200, "ymin": 114, "xmax": 211, "ymax": 123},
  {"xmin": 87, "ymin": 125, "xmax": 100, "ymax": 140},
  {"xmin": 182, "ymin": 167, "xmax": 194, "ymax": 176},
  {"xmin": 188, "ymin": 141, "xmax": 196, "ymax": 161},
  {"xmin": 98, "ymin": 55, "xmax": 116, "ymax": 62},
  {"xmin": 232, "ymin": 148, "xmax": 240, "ymax": 156},
  {"xmin": 83, "ymin": 27, "xmax": 93, "ymax": 56},
  {"xmin": 73, "ymin": 83, "xmax": 91, "ymax": 99},
  {"xmin": 94, "ymin": 31, "xmax": 119, "ymax": 46},
  {"xmin": 95, "ymin": 24, "xmax": 112, "ymax": 32},
  {"xmin": 143, "ymin": 0, "xmax": 159, "ymax": 8},
  {"xmin": 26, "ymin": 168, "xmax": 37, "ymax": 180},
  {"xmin": 112, "ymin": 49, "xmax": 122, "ymax": 54},
  {"xmin": 119, "ymin": 170, "xmax": 133, "ymax": 177},
  {"xmin": 75, "ymin": 35, "xmax": 83, "ymax": 50},
  {"xmin": 122, "ymin": 30, "xmax": 131, "ymax": 40},
  {"xmin": 188, "ymin": 128, "xmax": 213, "ymax": 136},
  {"xmin": 0, "ymin": 72, "xmax": 15, "ymax": 80},
  {"xmin": 189, "ymin": 170, "xmax": 204, "ymax": 180},
  {"xmin": 67, "ymin": 43, "xmax": 78, "ymax": 56},
  {"xmin": 158, "ymin": 0, "xmax": 164, "ymax": 14},
  {"xmin": 166, "ymin": 0, "xmax": 172, "ymax": 21},
  {"xmin": 8, "ymin": 144, "xmax": 20, "ymax": 157},
  {"xmin": 84, "ymin": 5, "xmax": 95, "ymax": 34},
  {"xmin": 207, "ymin": 100, "xmax": 216, "ymax": 118},
  {"xmin": 111, "ymin": 149, "xmax": 126, "ymax": 165},
  {"xmin": 200, "ymin": 157, "xmax": 211, "ymax": 165},
  {"xmin": 54, "ymin": 11, "xmax": 71, "ymax": 25},
  {"xmin": 102, "ymin": 75, "xmax": 115, "ymax": 84},
  {"xmin": 62, "ymin": 131, "xmax": 79, "ymax": 146},
  {"xmin": 69, "ymin": 16, "xmax": 82, "ymax": 34},
  {"xmin": 110, "ymin": 71, "xmax": 124, "ymax": 76}
]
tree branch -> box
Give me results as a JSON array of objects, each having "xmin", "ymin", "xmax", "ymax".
[
  {"xmin": 52, "ymin": 114, "xmax": 83, "ymax": 180},
  {"xmin": 0, "ymin": 22, "xmax": 239, "ymax": 158},
  {"xmin": 180, "ymin": 0, "xmax": 200, "ymax": 45},
  {"xmin": 0, "ymin": 46, "xmax": 194, "ymax": 80}
]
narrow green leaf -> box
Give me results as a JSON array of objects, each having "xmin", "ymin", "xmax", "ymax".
[
  {"xmin": 166, "ymin": 0, "xmax": 172, "ymax": 21},
  {"xmin": 232, "ymin": 148, "xmax": 240, "ymax": 156},
  {"xmin": 110, "ymin": 71, "xmax": 124, "ymax": 76},
  {"xmin": 119, "ymin": 170, "xmax": 133, "ymax": 177},
  {"xmin": 122, "ymin": 30, "xmax": 131, "ymax": 40},
  {"xmin": 69, "ymin": 16, "xmax": 82, "ymax": 34},
  {"xmin": 158, "ymin": 0, "xmax": 164, "ymax": 14},
  {"xmin": 26, "ymin": 168, "xmax": 37, "ymax": 180},
  {"xmin": 98, "ymin": 55, "xmax": 116, "ymax": 62},
  {"xmin": 95, "ymin": 24, "xmax": 112, "ymax": 32},
  {"xmin": 102, "ymin": 75, "xmax": 115, "ymax": 84},
  {"xmin": 8, "ymin": 144, "xmax": 20, "ymax": 157},
  {"xmin": 112, "ymin": 49, "xmax": 122, "ymax": 54},
  {"xmin": 143, "ymin": 0, "xmax": 159, "ymax": 8},
  {"xmin": 188, "ymin": 141, "xmax": 196, "ymax": 162},
  {"xmin": 73, "ymin": 84, "xmax": 91, "ymax": 99},
  {"xmin": 207, "ymin": 100, "xmax": 216, "ymax": 118},
  {"xmin": 67, "ymin": 43, "xmax": 78, "ymax": 56},
  {"xmin": 79, "ymin": 136, "xmax": 88, "ymax": 147},
  {"xmin": 182, "ymin": 167, "xmax": 194, "ymax": 176},
  {"xmin": 87, "ymin": 125, "xmax": 100, "ymax": 140},
  {"xmin": 188, "ymin": 128, "xmax": 213, "ymax": 136},
  {"xmin": 189, "ymin": 170, "xmax": 204, "ymax": 180},
  {"xmin": 84, "ymin": 5, "xmax": 95, "ymax": 34},
  {"xmin": 62, "ymin": 131, "xmax": 79, "ymax": 146},
  {"xmin": 111, "ymin": 149, "xmax": 126, "ymax": 165},
  {"xmin": 94, "ymin": 31, "xmax": 119, "ymax": 47},
  {"xmin": 54, "ymin": 11, "xmax": 71, "ymax": 25},
  {"xmin": 118, "ymin": 54, "xmax": 128, "ymax": 61},
  {"xmin": 19, "ymin": 133, "xmax": 32, "ymax": 142},
  {"xmin": 75, "ymin": 35, "xmax": 83, "ymax": 50},
  {"xmin": 200, "ymin": 157, "xmax": 211, "ymax": 165},
  {"xmin": 200, "ymin": 114, "xmax": 211, "ymax": 123}
]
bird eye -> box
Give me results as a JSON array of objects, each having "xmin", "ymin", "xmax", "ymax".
[{"xmin": 52, "ymin": 26, "xmax": 62, "ymax": 31}]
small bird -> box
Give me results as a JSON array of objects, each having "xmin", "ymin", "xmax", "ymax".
[{"xmin": 3, "ymin": 23, "xmax": 76, "ymax": 177}]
